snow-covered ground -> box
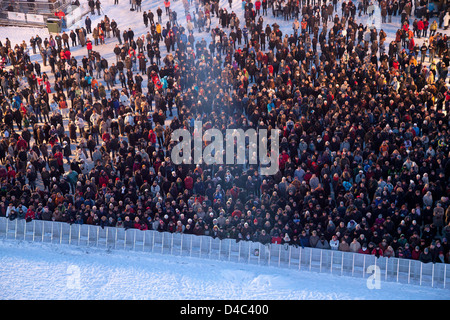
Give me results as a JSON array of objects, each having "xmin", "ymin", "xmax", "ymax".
[{"xmin": 0, "ymin": 239, "xmax": 448, "ymax": 300}]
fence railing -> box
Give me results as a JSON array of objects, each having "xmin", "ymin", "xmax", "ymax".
[
  {"xmin": 1, "ymin": 0, "xmax": 72, "ymax": 16},
  {"xmin": 0, "ymin": 217, "xmax": 448, "ymax": 290},
  {"xmin": 0, "ymin": 0, "xmax": 88, "ymax": 28}
]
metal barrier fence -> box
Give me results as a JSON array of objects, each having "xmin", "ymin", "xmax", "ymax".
[
  {"xmin": 0, "ymin": 217, "xmax": 448, "ymax": 290},
  {"xmin": 1, "ymin": 0, "xmax": 71, "ymax": 16},
  {"xmin": 0, "ymin": 0, "xmax": 87, "ymax": 28}
]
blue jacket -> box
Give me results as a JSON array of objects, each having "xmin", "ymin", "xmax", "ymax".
[
  {"xmin": 13, "ymin": 95, "xmax": 22, "ymax": 109},
  {"xmin": 299, "ymin": 235, "xmax": 310, "ymax": 248},
  {"xmin": 180, "ymin": 33, "xmax": 187, "ymax": 43}
]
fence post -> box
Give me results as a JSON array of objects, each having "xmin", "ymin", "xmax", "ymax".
[
  {"xmin": 363, "ymin": 254, "xmax": 366, "ymax": 278},
  {"xmin": 96, "ymin": 227, "xmax": 99, "ymax": 247},
  {"xmin": 209, "ymin": 237, "xmax": 212, "ymax": 260},
  {"xmin": 199, "ymin": 236, "xmax": 202, "ymax": 258},
  {"xmin": 33, "ymin": 220, "xmax": 35, "ymax": 242},
  {"xmin": 288, "ymin": 246, "xmax": 291, "ymax": 268},
  {"xmin": 396, "ymin": 258, "xmax": 400, "ymax": 283},
  {"xmin": 106, "ymin": 227, "xmax": 109, "ymax": 249},
  {"xmin": 228, "ymin": 240, "xmax": 231, "ymax": 261},
  {"xmin": 60, "ymin": 223, "xmax": 63, "ymax": 245},
  {"xmin": 268, "ymin": 244, "xmax": 271, "ymax": 266},
  {"xmin": 298, "ymin": 248, "xmax": 301, "ymax": 271},
  {"xmin": 408, "ymin": 260, "xmax": 411, "ymax": 284},
  {"xmin": 432, "ymin": 263, "xmax": 435, "ymax": 288},
  {"xmin": 180, "ymin": 233, "xmax": 183, "ymax": 255},
  {"xmin": 385, "ymin": 258, "xmax": 388, "ymax": 282},
  {"xmin": 161, "ymin": 232, "xmax": 164, "ymax": 254},
  {"xmin": 69, "ymin": 224, "xmax": 72, "ymax": 245},
  {"xmin": 190, "ymin": 235, "xmax": 193, "ymax": 257},
  {"xmin": 352, "ymin": 253, "xmax": 355, "ymax": 276},
  {"xmin": 319, "ymin": 250, "xmax": 323, "ymax": 273},
  {"xmin": 309, "ymin": 249, "xmax": 312, "ymax": 271},
  {"xmin": 238, "ymin": 241, "xmax": 241, "ymax": 263},
  {"xmin": 115, "ymin": 228, "xmax": 118, "ymax": 249},
  {"xmin": 77, "ymin": 224, "xmax": 81, "ymax": 246},
  {"xmin": 249, "ymin": 242, "xmax": 251, "ymax": 264},
  {"xmin": 341, "ymin": 252, "xmax": 344, "ymax": 276},
  {"xmin": 420, "ymin": 262, "xmax": 423, "ymax": 286},
  {"xmin": 330, "ymin": 251, "xmax": 333, "ymax": 274},
  {"xmin": 218, "ymin": 237, "xmax": 222, "ymax": 260},
  {"xmin": 152, "ymin": 231, "xmax": 156, "ymax": 253},
  {"xmin": 87, "ymin": 225, "xmax": 89, "ymax": 246},
  {"xmin": 444, "ymin": 264, "xmax": 447, "ymax": 289},
  {"xmin": 258, "ymin": 243, "xmax": 261, "ymax": 265},
  {"xmin": 23, "ymin": 219, "xmax": 27, "ymax": 241},
  {"xmin": 14, "ymin": 219, "xmax": 17, "ymax": 240},
  {"xmin": 278, "ymin": 245, "xmax": 281, "ymax": 267}
]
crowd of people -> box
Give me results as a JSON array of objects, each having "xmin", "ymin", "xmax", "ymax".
[{"xmin": 0, "ymin": 0, "xmax": 449, "ymax": 265}]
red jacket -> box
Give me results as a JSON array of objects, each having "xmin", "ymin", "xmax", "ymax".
[
  {"xmin": 230, "ymin": 187, "xmax": 240, "ymax": 200},
  {"xmin": 358, "ymin": 247, "xmax": 370, "ymax": 254},
  {"xmin": 45, "ymin": 81, "xmax": 51, "ymax": 93},
  {"xmin": 99, "ymin": 174, "xmax": 109, "ymax": 187},
  {"xmin": 17, "ymin": 138, "xmax": 28, "ymax": 150},
  {"xmin": 148, "ymin": 130, "xmax": 156, "ymax": 144},
  {"xmin": 408, "ymin": 38, "xmax": 415, "ymax": 51},
  {"xmin": 417, "ymin": 20, "xmax": 424, "ymax": 30},
  {"xmin": 184, "ymin": 176, "xmax": 193, "ymax": 190},
  {"xmin": 392, "ymin": 60, "xmax": 399, "ymax": 70},
  {"xmin": 278, "ymin": 152, "xmax": 289, "ymax": 169},
  {"xmin": 411, "ymin": 249, "xmax": 421, "ymax": 260},
  {"xmin": 271, "ymin": 235, "xmax": 282, "ymax": 244},
  {"xmin": 102, "ymin": 132, "xmax": 111, "ymax": 142},
  {"xmin": 64, "ymin": 50, "xmax": 71, "ymax": 60},
  {"xmin": 139, "ymin": 223, "xmax": 148, "ymax": 231},
  {"xmin": 25, "ymin": 209, "xmax": 36, "ymax": 220},
  {"xmin": 153, "ymin": 159, "xmax": 162, "ymax": 173},
  {"xmin": 232, "ymin": 210, "xmax": 242, "ymax": 218},
  {"xmin": 133, "ymin": 222, "xmax": 141, "ymax": 229},
  {"xmin": 371, "ymin": 248, "xmax": 384, "ymax": 257},
  {"xmin": 54, "ymin": 151, "xmax": 63, "ymax": 166},
  {"xmin": 8, "ymin": 168, "xmax": 16, "ymax": 180}
]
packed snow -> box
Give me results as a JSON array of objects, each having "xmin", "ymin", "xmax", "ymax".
[{"xmin": 0, "ymin": 239, "xmax": 448, "ymax": 300}]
